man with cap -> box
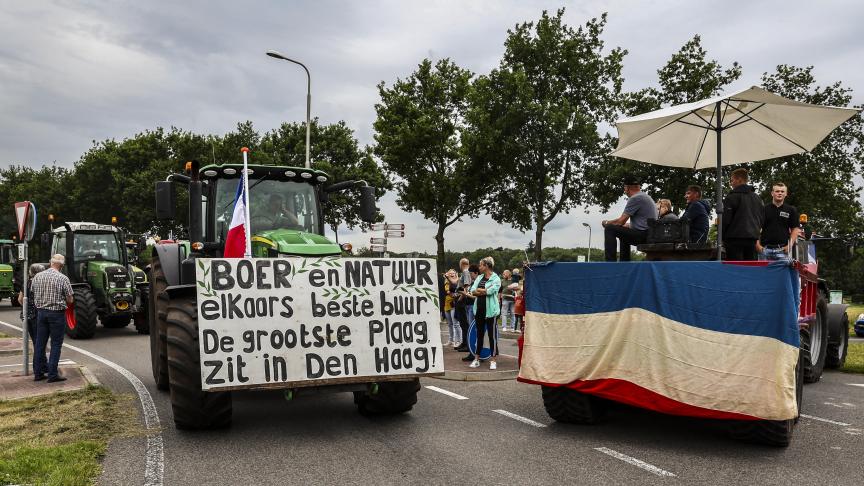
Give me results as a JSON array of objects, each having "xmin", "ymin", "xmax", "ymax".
[
  {"xmin": 31, "ymin": 254, "xmax": 74, "ymax": 382},
  {"xmin": 602, "ymin": 175, "xmax": 658, "ymax": 261}
]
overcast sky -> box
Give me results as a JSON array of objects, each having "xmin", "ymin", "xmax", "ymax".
[{"xmin": 1, "ymin": 0, "xmax": 862, "ymax": 254}]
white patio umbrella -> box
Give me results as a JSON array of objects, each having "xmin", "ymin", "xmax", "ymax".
[{"xmin": 611, "ymin": 85, "xmax": 860, "ymax": 259}]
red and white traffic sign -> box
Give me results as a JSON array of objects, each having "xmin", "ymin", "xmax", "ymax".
[{"xmin": 14, "ymin": 201, "xmax": 36, "ymax": 242}]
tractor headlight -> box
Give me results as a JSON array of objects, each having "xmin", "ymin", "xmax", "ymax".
[{"xmin": 109, "ymin": 281, "xmax": 117, "ymax": 289}]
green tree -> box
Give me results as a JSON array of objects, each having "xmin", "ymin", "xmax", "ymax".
[
  {"xmin": 464, "ymin": 10, "xmax": 626, "ymax": 260},
  {"xmin": 373, "ymin": 58, "xmax": 479, "ymax": 273},
  {"xmin": 0, "ymin": 165, "xmax": 71, "ymax": 254},
  {"xmin": 588, "ymin": 35, "xmax": 742, "ymax": 212},
  {"xmin": 260, "ymin": 119, "xmax": 391, "ymax": 240}
]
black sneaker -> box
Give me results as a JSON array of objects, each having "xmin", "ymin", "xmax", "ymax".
[
  {"xmin": 47, "ymin": 376, "xmax": 67, "ymax": 383},
  {"xmin": 33, "ymin": 375, "xmax": 46, "ymax": 381},
  {"xmin": 461, "ymin": 354, "xmax": 475, "ymax": 362},
  {"xmin": 454, "ymin": 346, "xmax": 469, "ymax": 352}
]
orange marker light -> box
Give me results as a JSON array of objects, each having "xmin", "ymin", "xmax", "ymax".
[
  {"xmin": 799, "ymin": 214, "xmax": 808, "ymax": 223},
  {"xmin": 241, "ymin": 147, "xmax": 250, "ymax": 153},
  {"xmin": 48, "ymin": 214, "xmax": 54, "ymax": 222},
  {"xmin": 111, "ymin": 216, "xmax": 118, "ymax": 225},
  {"xmin": 185, "ymin": 161, "xmax": 193, "ymax": 173}
]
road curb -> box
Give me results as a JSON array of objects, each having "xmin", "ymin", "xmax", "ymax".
[
  {"xmin": 434, "ymin": 369, "xmax": 518, "ymax": 381},
  {"xmin": 78, "ymin": 365, "xmax": 100, "ymax": 386}
]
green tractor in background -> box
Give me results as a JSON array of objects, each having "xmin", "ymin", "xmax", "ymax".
[
  {"xmin": 43, "ymin": 222, "xmax": 148, "ymax": 338},
  {"xmin": 125, "ymin": 234, "xmax": 151, "ymax": 335},
  {"xmin": 0, "ymin": 239, "xmax": 20, "ymax": 306}
]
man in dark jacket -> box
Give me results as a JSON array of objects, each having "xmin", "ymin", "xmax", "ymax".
[
  {"xmin": 722, "ymin": 168, "xmax": 764, "ymax": 261},
  {"xmin": 680, "ymin": 185, "xmax": 711, "ymax": 243}
]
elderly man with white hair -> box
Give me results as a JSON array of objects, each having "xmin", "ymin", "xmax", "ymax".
[{"xmin": 31, "ymin": 254, "xmax": 74, "ymax": 383}]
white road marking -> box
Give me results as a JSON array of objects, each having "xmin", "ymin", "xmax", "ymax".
[
  {"xmin": 843, "ymin": 428, "xmax": 861, "ymax": 436},
  {"xmin": 848, "ymin": 383, "xmax": 864, "ymax": 388},
  {"xmin": 800, "ymin": 413, "xmax": 851, "ymax": 426},
  {"xmin": 0, "ymin": 320, "xmax": 163, "ymax": 486},
  {"xmin": 594, "ymin": 447, "xmax": 676, "ymax": 478},
  {"xmin": 492, "ymin": 409, "xmax": 547, "ymax": 427},
  {"xmin": 0, "ymin": 359, "xmax": 76, "ymax": 368},
  {"xmin": 425, "ymin": 385, "xmax": 468, "ymax": 400}
]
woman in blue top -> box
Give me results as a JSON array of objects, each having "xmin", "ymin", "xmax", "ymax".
[{"xmin": 469, "ymin": 256, "xmax": 501, "ymax": 370}]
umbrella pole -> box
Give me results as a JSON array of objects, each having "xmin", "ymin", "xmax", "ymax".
[{"xmin": 715, "ymin": 101, "xmax": 723, "ymax": 261}]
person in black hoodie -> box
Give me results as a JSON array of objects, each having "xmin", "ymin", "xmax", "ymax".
[
  {"xmin": 722, "ymin": 168, "xmax": 764, "ymax": 260},
  {"xmin": 680, "ymin": 185, "xmax": 711, "ymax": 243}
]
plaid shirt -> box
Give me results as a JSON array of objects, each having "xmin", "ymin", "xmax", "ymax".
[{"xmin": 32, "ymin": 268, "xmax": 74, "ymax": 311}]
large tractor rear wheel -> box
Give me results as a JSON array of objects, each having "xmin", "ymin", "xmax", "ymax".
[
  {"xmin": 802, "ymin": 295, "xmax": 829, "ymax": 383},
  {"xmin": 166, "ymin": 294, "xmax": 232, "ymax": 430},
  {"xmin": 101, "ymin": 314, "xmax": 131, "ymax": 328},
  {"xmin": 66, "ymin": 287, "xmax": 97, "ymax": 339},
  {"xmin": 541, "ymin": 385, "xmax": 607, "ymax": 424},
  {"xmin": 825, "ymin": 311, "xmax": 849, "ymax": 369},
  {"xmin": 133, "ymin": 285, "xmax": 150, "ymax": 335},
  {"xmin": 149, "ymin": 256, "xmax": 169, "ymax": 391},
  {"xmin": 729, "ymin": 351, "xmax": 803, "ymax": 447},
  {"xmin": 354, "ymin": 379, "xmax": 420, "ymax": 415}
]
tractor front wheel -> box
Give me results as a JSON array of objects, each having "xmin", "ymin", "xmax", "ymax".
[
  {"xmin": 802, "ymin": 295, "xmax": 829, "ymax": 383},
  {"xmin": 166, "ymin": 294, "xmax": 232, "ymax": 430},
  {"xmin": 149, "ymin": 256, "xmax": 169, "ymax": 390},
  {"xmin": 825, "ymin": 311, "xmax": 849, "ymax": 369},
  {"xmin": 541, "ymin": 386, "xmax": 607, "ymax": 424},
  {"xmin": 354, "ymin": 379, "xmax": 420, "ymax": 415},
  {"xmin": 66, "ymin": 287, "xmax": 98, "ymax": 339},
  {"xmin": 133, "ymin": 285, "xmax": 150, "ymax": 335}
]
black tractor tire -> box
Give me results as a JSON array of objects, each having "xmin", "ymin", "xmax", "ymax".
[
  {"xmin": 825, "ymin": 311, "xmax": 849, "ymax": 369},
  {"xmin": 133, "ymin": 285, "xmax": 150, "ymax": 335},
  {"xmin": 802, "ymin": 295, "xmax": 829, "ymax": 383},
  {"xmin": 729, "ymin": 351, "xmax": 803, "ymax": 447},
  {"xmin": 149, "ymin": 256, "xmax": 169, "ymax": 391},
  {"xmin": 166, "ymin": 295, "xmax": 232, "ymax": 430},
  {"xmin": 354, "ymin": 379, "xmax": 420, "ymax": 415},
  {"xmin": 101, "ymin": 314, "xmax": 131, "ymax": 328},
  {"xmin": 66, "ymin": 287, "xmax": 98, "ymax": 339},
  {"xmin": 541, "ymin": 385, "xmax": 607, "ymax": 424}
]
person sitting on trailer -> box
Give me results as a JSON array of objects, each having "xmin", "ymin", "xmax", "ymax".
[
  {"xmin": 656, "ymin": 199, "xmax": 678, "ymax": 221},
  {"xmin": 680, "ymin": 185, "xmax": 711, "ymax": 243},
  {"xmin": 602, "ymin": 175, "xmax": 657, "ymax": 261}
]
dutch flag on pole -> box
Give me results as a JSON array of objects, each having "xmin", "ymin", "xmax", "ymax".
[{"xmin": 224, "ymin": 147, "xmax": 253, "ymax": 258}]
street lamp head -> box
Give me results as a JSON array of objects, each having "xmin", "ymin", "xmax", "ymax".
[
  {"xmin": 582, "ymin": 222, "xmax": 591, "ymax": 228},
  {"xmin": 266, "ymin": 50, "xmax": 288, "ymax": 61}
]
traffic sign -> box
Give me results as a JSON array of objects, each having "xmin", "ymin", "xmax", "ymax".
[
  {"xmin": 371, "ymin": 223, "xmax": 405, "ymax": 231},
  {"xmin": 14, "ymin": 201, "xmax": 36, "ymax": 242},
  {"xmin": 370, "ymin": 237, "xmax": 387, "ymax": 245},
  {"xmin": 370, "ymin": 244, "xmax": 387, "ymax": 252},
  {"xmin": 384, "ymin": 231, "xmax": 404, "ymax": 238}
]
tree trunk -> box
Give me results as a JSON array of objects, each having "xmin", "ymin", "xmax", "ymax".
[
  {"xmin": 434, "ymin": 226, "xmax": 446, "ymax": 278},
  {"xmin": 534, "ymin": 219, "xmax": 544, "ymax": 261}
]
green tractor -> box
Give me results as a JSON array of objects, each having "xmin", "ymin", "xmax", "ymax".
[
  {"xmin": 125, "ymin": 235, "xmax": 151, "ymax": 335},
  {"xmin": 0, "ymin": 239, "xmax": 20, "ymax": 306},
  {"xmin": 43, "ymin": 223, "xmax": 148, "ymax": 338},
  {"xmin": 150, "ymin": 161, "xmax": 422, "ymax": 430}
]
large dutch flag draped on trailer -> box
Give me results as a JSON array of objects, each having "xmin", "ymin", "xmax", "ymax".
[
  {"xmin": 518, "ymin": 262, "xmax": 801, "ymax": 421},
  {"xmin": 223, "ymin": 170, "xmax": 249, "ymax": 258}
]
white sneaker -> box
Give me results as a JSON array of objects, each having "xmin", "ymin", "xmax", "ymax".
[
  {"xmin": 469, "ymin": 359, "xmax": 480, "ymax": 368},
  {"xmin": 490, "ymin": 361, "xmax": 497, "ymax": 370}
]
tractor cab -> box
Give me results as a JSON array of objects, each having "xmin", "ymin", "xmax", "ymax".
[
  {"xmin": 45, "ymin": 222, "xmax": 147, "ymax": 338},
  {"xmin": 0, "ymin": 239, "xmax": 17, "ymax": 305}
]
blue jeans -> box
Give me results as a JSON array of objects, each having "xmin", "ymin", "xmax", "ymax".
[
  {"xmin": 445, "ymin": 309, "xmax": 461, "ymax": 344},
  {"xmin": 35, "ymin": 309, "xmax": 65, "ymax": 379},
  {"xmin": 759, "ymin": 247, "xmax": 789, "ymax": 261},
  {"xmin": 500, "ymin": 299, "xmax": 515, "ymax": 330}
]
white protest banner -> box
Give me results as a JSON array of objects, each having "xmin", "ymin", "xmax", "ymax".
[{"xmin": 195, "ymin": 257, "xmax": 443, "ymax": 390}]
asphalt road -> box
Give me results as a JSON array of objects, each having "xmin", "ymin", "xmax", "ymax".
[{"xmin": 2, "ymin": 304, "xmax": 863, "ymax": 485}]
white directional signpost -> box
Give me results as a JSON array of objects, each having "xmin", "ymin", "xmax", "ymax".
[
  {"xmin": 14, "ymin": 201, "xmax": 37, "ymax": 375},
  {"xmin": 370, "ymin": 223, "xmax": 405, "ymax": 257}
]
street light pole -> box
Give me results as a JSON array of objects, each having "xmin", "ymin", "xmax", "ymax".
[
  {"xmin": 266, "ymin": 50, "xmax": 312, "ymax": 169},
  {"xmin": 582, "ymin": 222, "xmax": 592, "ymax": 262}
]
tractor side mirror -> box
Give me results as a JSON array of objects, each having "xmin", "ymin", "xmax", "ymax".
[
  {"xmin": 155, "ymin": 181, "xmax": 176, "ymax": 220},
  {"xmin": 359, "ymin": 186, "xmax": 377, "ymax": 224}
]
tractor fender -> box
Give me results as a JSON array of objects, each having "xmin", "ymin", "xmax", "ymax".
[
  {"xmin": 165, "ymin": 284, "xmax": 196, "ymax": 300},
  {"xmin": 152, "ymin": 244, "xmax": 184, "ymax": 287},
  {"xmin": 826, "ymin": 303, "xmax": 850, "ymax": 345}
]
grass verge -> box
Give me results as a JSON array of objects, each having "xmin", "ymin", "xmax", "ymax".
[
  {"xmin": 0, "ymin": 385, "xmax": 141, "ymax": 485},
  {"xmin": 0, "ymin": 331, "xmax": 11, "ymax": 338},
  {"xmin": 841, "ymin": 342, "xmax": 864, "ymax": 374}
]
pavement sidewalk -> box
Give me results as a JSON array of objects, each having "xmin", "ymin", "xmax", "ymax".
[
  {"xmin": 436, "ymin": 322, "xmax": 521, "ymax": 381},
  {"xmin": 0, "ymin": 337, "xmax": 98, "ymax": 400}
]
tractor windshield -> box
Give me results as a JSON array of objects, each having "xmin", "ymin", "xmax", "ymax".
[
  {"xmin": 214, "ymin": 178, "xmax": 320, "ymax": 238},
  {"xmin": 74, "ymin": 232, "xmax": 123, "ymax": 262},
  {"xmin": 0, "ymin": 245, "xmax": 14, "ymax": 264}
]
